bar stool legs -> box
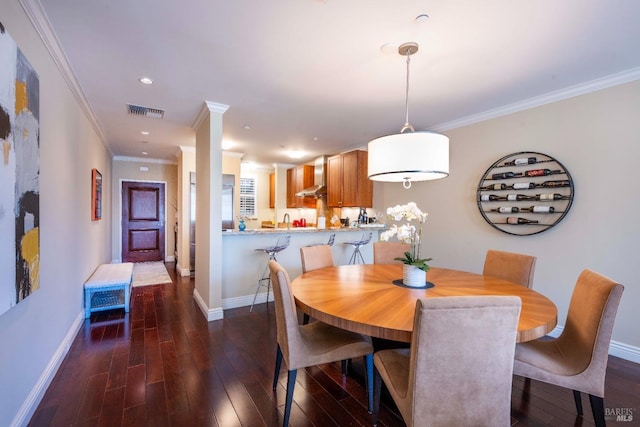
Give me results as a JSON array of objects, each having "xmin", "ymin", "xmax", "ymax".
[
  {"xmin": 250, "ymin": 251, "xmax": 277, "ymax": 312},
  {"xmin": 348, "ymin": 244, "xmax": 366, "ymax": 264},
  {"xmin": 250, "ymin": 235, "xmax": 291, "ymax": 312},
  {"xmin": 343, "ymin": 232, "xmax": 372, "ymax": 265}
]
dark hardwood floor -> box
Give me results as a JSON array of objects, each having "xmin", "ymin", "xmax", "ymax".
[{"xmin": 30, "ymin": 263, "xmax": 639, "ymax": 426}]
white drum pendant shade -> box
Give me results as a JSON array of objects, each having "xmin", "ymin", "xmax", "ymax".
[{"xmin": 368, "ymin": 131, "xmax": 449, "ymax": 183}]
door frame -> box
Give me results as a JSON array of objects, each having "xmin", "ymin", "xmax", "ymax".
[{"xmin": 119, "ymin": 179, "xmax": 169, "ymax": 262}]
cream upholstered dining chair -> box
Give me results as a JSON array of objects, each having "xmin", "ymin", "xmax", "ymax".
[
  {"xmin": 299, "ymin": 244, "xmax": 334, "ymax": 324},
  {"xmin": 269, "ymin": 260, "xmax": 374, "ymax": 427},
  {"xmin": 483, "ymin": 249, "xmax": 537, "ymax": 288},
  {"xmin": 372, "ymin": 296, "xmax": 521, "ymax": 427},
  {"xmin": 373, "ymin": 241, "xmax": 411, "ymax": 265},
  {"xmin": 300, "ymin": 244, "xmax": 334, "ymax": 273},
  {"xmin": 513, "ymin": 269, "xmax": 624, "ymax": 427}
]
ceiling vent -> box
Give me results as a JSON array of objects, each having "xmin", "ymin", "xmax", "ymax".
[{"xmin": 127, "ymin": 104, "xmax": 165, "ymax": 119}]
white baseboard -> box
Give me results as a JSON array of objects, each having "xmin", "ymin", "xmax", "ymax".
[
  {"xmin": 549, "ymin": 325, "xmax": 640, "ymax": 364},
  {"xmin": 175, "ymin": 261, "xmax": 191, "ymax": 277},
  {"xmin": 221, "ymin": 292, "xmax": 274, "ymax": 310},
  {"xmin": 11, "ymin": 311, "xmax": 84, "ymax": 427},
  {"xmin": 165, "ymin": 255, "xmax": 175, "ymax": 262},
  {"xmin": 192, "ymin": 289, "xmax": 223, "ymax": 321}
]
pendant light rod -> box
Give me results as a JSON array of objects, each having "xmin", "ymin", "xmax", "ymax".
[{"xmin": 399, "ymin": 42, "xmax": 418, "ymax": 134}]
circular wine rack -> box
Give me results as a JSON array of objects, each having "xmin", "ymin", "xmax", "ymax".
[{"xmin": 477, "ymin": 151, "xmax": 574, "ymax": 236}]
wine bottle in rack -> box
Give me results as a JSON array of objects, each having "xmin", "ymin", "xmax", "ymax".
[
  {"xmin": 490, "ymin": 207, "xmax": 519, "ymax": 213},
  {"xmin": 506, "ymin": 194, "xmax": 536, "ymax": 201},
  {"xmin": 506, "ymin": 217, "xmax": 539, "ymax": 225},
  {"xmin": 507, "ymin": 182, "xmax": 536, "ymax": 190},
  {"xmin": 502, "ymin": 157, "xmax": 537, "ymax": 167},
  {"xmin": 521, "ymin": 206, "xmax": 555, "ymax": 213},
  {"xmin": 524, "ymin": 168, "xmax": 562, "ymax": 177},
  {"xmin": 491, "ymin": 171, "xmax": 523, "ymax": 180},
  {"xmin": 480, "ymin": 183, "xmax": 506, "ymax": 191},
  {"xmin": 538, "ymin": 180, "xmax": 570, "ymax": 188},
  {"xmin": 480, "ymin": 194, "xmax": 507, "ymax": 201},
  {"xmin": 537, "ymin": 193, "xmax": 570, "ymax": 200}
]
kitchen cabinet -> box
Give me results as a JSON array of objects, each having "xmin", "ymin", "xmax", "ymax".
[
  {"xmin": 327, "ymin": 150, "xmax": 372, "ymax": 208},
  {"xmin": 269, "ymin": 173, "xmax": 275, "ymax": 208},
  {"xmin": 286, "ymin": 165, "xmax": 316, "ymax": 208}
]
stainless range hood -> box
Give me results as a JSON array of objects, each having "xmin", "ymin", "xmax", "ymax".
[{"xmin": 295, "ymin": 156, "xmax": 327, "ymax": 198}]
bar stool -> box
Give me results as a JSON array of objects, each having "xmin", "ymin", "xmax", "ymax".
[
  {"xmin": 250, "ymin": 235, "xmax": 291, "ymax": 312},
  {"xmin": 342, "ymin": 232, "xmax": 372, "ymax": 264},
  {"xmin": 305, "ymin": 233, "xmax": 335, "ymax": 247}
]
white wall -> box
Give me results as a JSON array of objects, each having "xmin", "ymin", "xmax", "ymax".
[
  {"xmin": 375, "ymin": 80, "xmax": 640, "ymax": 351},
  {"xmin": 0, "ymin": 2, "xmax": 112, "ymax": 425}
]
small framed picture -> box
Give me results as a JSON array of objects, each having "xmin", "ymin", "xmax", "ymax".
[{"xmin": 91, "ymin": 168, "xmax": 102, "ymax": 220}]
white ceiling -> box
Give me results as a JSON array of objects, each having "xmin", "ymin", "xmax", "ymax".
[{"xmin": 31, "ymin": 0, "xmax": 640, "ymax": 167}]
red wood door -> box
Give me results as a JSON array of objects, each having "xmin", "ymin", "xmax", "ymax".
[{"xmin": 122, "ymin": 181, "xmax": 165, "ymax": 262}]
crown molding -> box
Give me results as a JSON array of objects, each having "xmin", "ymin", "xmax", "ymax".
[
  {"xmin": 191, "ymin": 101, "xmax": 230, "ymax": 131},
  {"xmin": 113, "ymin": 155, "xmax": 177, "ymax": 165},
  {"xmin": 19, "ymin": 0, "xmax": 109, "ymax": 150},
  {"xmin": 223, "ymin": 151, "xmax": 244, "ymax": 158},
  {"xmin": 432, "ymin": 67, "xmax": 640, "ymax": 132}
]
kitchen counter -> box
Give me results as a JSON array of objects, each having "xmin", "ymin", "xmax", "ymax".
[
  {"xmin": 221, "ymin": 227, "xmax": 384, "ymax": 308},
  {"xmin": 223, "ymin": 225, "xmax": 385, "ymax": 235}
]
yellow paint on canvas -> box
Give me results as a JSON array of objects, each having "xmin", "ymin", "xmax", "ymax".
[
  {"xmin": 21, "ymin": 227, "xmax": 40, "ymax": 292},
  {"xmin": 15, "ymin": 81, "xmax": 29, "ymax": 114},
  {"xmin": 2, "ymin": 141, "xmax": 10, "ymax": 165}
]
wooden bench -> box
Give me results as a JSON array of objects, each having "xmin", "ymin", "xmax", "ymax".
[{"xmin": 84, "ymin": 263, "xmax": 134, "ymax": 318}]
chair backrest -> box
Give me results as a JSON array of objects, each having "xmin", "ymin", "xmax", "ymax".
[
  {"xmin": 408, "ymin": 296, "xmax": 521, "ymax": 426},
  {"xmin": 555, "ymin": 269, "xmax": 624, "ymax": 390},
  {"xmin": 274, "ymin": 235, "xmax": 291, "ymax": 251},
  {"xmin": 269, "ymin": 260, "xmax": 304, "ymax": 367},
  {"xmin": 482, "ymin": 249, "xmax": 537, "ymax": 288},
  {"xmin": 326, "ymin": 233, "xmax": 335, "ymax": 247},
  {"xmin": 300, "ymin": 244, "xmax": 334, "ymax": 273},
  {"xmin": 361, "ymin": 232, "xmax": 373, "ymax": 245},
  {"xmin": 373, "ymin": 241, "xmax": 411, "ymax": 265}
]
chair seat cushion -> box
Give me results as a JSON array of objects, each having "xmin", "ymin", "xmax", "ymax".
[
  {"xmin": 374, "ymin": 348, "xmax": 410, "ymax": 397},
  {"xmin": 288, "ymin": 321, "xmax": 373, "ymax": 370},
  {"xmin": 515, "ymin": 339, "xmax": 589, "ymax": 377}
]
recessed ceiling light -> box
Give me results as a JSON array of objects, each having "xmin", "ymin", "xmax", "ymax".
[
  {"xmin": 142, "ymin": 151, "xmax": 148, "ymax": 155},
  {"xmin": 242, "ymin": 125, "xmax": 252, "ymax": 130},
  {"xmin": 415, "ymin": 14, "xmax": 429, "ymax": 24},
  {"xmin": 141, "ymin": 131, "xmax": 149, "ymax": 135},
  {"xmin": 139, "ymin": 77, "xmax": 153, "ymax": 85}
]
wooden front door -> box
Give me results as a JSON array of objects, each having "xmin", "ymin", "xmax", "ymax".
[{"xmin": 122, "ymin": 181, "xmax": 165, "ymax": 262}]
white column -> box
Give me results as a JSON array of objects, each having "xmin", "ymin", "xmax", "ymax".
[{"xmin": 193, "ymin": 101, "xmax": 229, "ymax": 321}]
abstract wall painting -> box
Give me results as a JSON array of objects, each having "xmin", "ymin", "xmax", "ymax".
[{"xmin": 0, "ymin": 22, "xmax": 40, "ymax": 316}]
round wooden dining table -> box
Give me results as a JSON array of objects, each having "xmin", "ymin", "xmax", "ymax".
[{"xmin": 291, "ymin": 264, "xmax": 557, "ymax": 343}]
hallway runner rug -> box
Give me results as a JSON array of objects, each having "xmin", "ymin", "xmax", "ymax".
[{"xmin": 132, "ymin": 262, "xmax": 172, "ymax": 287}]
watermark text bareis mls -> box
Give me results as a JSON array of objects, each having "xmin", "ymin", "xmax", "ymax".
[{"xmin": 605, "ymin": 407, "xmax": 634, "ymax": 422}]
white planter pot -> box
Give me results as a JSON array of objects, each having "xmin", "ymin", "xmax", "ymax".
[{"xmin": 403, "ymin": 264, "xmax": 426, "ymax": 287}]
